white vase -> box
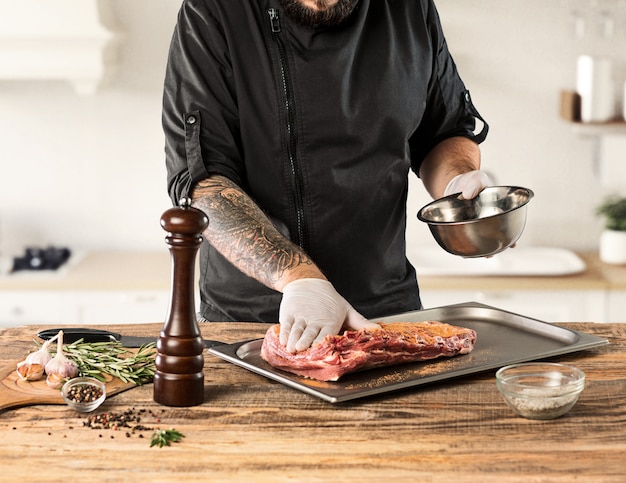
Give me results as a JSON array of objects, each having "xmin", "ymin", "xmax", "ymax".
[{"xmin": 599, "ymin": 230, "xmax": 626, "ymax": 265}]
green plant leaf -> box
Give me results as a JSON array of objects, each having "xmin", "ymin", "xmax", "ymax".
[{"xmin": 597, "ymin": 196, "xmax": 626, "ymax": 231}]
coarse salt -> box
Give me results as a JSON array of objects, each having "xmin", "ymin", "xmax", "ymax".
[{"xmin": 504, "ymin": 386, "xmax": 579, "ymax": 419}]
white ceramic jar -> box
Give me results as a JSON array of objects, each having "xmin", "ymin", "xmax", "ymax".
[
  {"xmin": 576, "ymin": 55, "xmax": 615, "ymax": 123},
  {"xmin": 600, "ymin": 230, "xmax": 626, "ymax": 265}
]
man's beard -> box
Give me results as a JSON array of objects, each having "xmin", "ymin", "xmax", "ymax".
[{"xmin": 278, "ymin": 0, "xmax": 359, "ymax": 29}]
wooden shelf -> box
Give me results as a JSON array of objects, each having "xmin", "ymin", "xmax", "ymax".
[{"xmin": 571, "ymin": 121, "xmax": 626, "ymax": 136}]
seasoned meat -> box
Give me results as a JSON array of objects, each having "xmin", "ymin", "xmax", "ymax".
[{"xmin": 260, "ymin": 321, "xmax": 477, "ymax": 381}]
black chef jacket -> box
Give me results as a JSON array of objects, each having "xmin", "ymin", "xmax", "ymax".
[{"xmin": 163, "ymin": 0, "xmax": 488, "ymax": 322}]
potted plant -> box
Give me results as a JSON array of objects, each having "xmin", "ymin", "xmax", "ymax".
[{"xmin": 596, "ymin": 196, "xmax": 626, "ymax": 265}]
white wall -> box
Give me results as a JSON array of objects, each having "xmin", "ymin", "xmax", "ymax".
[
  {"xmin": 0, "ymin": 0, "xmax": 181, "ymax": 257},
  {"xmin": 1, "ymin": 0, "xmax": 625, "ymax": 260},
  {"xmin": 408, "ymin": 0, "xmax": 626, "ymax": 253}
]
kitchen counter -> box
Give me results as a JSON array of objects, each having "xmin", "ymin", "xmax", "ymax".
[
  {"xmin": 0, "ymin": 251, "xmax": 172, "ymax": 291},
  {"xmin": 0, "ymin": 252, "xmax": 178, "ymax": 326},
  {"xmin": 418, "ymin": 252, "xmax": 626, "ymax": 291},
  {"xmin": 1, "ymin": 251, "xmax": 624, "ymax": 326},
  {"xmin": 1, "ymin": 321, "xmax": 625, "ymax": 482},
  {"xmin": 1, "ymin": 251, "xmax": 624, "ymax": 291},
  {"xmin": 595, "ymin": 253, "xmax": 626, "ymax": 290}
]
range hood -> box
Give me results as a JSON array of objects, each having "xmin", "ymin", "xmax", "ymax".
[{"xmin": 0, "ymin": 0, "xmax": 121, "ymax": 95}]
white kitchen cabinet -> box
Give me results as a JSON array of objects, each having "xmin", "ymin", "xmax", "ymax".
[
  {"xmin": 419, "ymin": 289, "xmax": 608, "ymax": 323},
  {"xmin": 0, "ymin": 252, "xmax": 189, "ymax": 328},
  {"xmin": 0, "ymin": 291, "xmax": 73, "ymax": 326},
  {"xmin": 73, "ymin": 291, "xmax": 170, "ymax": 326},
  {"xmin": 607, "ymin": 291, "xmax": 626, "ymax": 322},
  {"xmin": 0, "ymin": 290, "xmax": 173, "ymax": 328}
]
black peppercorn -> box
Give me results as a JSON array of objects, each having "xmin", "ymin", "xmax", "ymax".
[{"xmin": 67, "ymin": 383, "xmax": 103, "ymax": 403}]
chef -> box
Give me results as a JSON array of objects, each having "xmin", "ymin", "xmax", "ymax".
[{"xmin": 162, "ymin": 0, "xmax": 491, "ymax": 353}]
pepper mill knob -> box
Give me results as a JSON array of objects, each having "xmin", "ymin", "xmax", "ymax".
[{"xmin": 154, "ymin": 198, "xmax": 209, "ymax": 407}]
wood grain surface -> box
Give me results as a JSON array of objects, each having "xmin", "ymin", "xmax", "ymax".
[{"xmin": 0, "ymin": 321, "xmax": 625, "ymax": 483}]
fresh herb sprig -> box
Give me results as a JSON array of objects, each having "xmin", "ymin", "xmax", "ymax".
[
  {"xmin": 150, "ymin": 428, "xmax": 185, "ymax": 448},
  {"xmin": 59, "ymin": 340, "xmax": 156, "ymax": 385}
]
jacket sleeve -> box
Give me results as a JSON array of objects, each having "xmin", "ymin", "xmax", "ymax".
[
  {"xmin": 409, "ymin": 0, "xmax": 488, "ymax": 174},
  {"xmin": 162, "ymin": 0, "xmax": 244, "ymax": 206}
]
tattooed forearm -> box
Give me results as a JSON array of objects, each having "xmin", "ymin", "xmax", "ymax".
[{"xmin": 191, "ymin": 176, "xmax": 317, "ymax": 290}]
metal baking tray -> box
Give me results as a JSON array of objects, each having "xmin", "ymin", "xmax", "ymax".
[{"xmin": 207, "ymin": 302, "xmax": 608, "ymax": 403}]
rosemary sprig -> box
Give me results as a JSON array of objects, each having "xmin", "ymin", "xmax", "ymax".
[
  {"xmin": 59, "ymin": 339, "xmax": 156, "ymax": 385},
  {"xmin": 150, "ymin": 428, "xmax": 185, "ymax": 448}
]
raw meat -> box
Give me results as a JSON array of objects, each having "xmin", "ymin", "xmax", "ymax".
[{"xmin": 260, "ymin": 321, "xmax": 477, "ymax": 381}]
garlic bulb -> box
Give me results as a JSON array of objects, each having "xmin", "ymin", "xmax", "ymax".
[
  {"xmin": 15, "ymin": 334, "xmax": 58, "ymax": 381},
  {"xmin": 44, "ymin": 330, "xmax": 78, "ymax": 381},
  {"xmin": 27, "ymin": 337, "xmax": 56, "ymax": 366}
]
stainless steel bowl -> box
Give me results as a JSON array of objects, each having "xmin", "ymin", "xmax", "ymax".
[{"xmin": 417, "ymin": 186, "xmax": 534, "ymax": 258}]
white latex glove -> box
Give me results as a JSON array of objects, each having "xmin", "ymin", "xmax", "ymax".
[
  {"xmin": 279, "ymin": 278, "xmax": 379, "ymax": 353},
  {"xmin": 443, "ymin": 170, "xmax": 492, "ymax": 199}
]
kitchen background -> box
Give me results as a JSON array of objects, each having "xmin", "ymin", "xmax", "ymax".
[{"xmin": 1, "ymin": 0, "xmax": 625, "ymax": 325}]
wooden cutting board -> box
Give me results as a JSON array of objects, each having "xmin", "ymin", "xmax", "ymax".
[{"xmin": 0, "ymin": 363, "xmax": 136, "ymax": 411}]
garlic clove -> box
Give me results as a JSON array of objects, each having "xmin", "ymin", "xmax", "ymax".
[
  {"xmin": 16, "ymin": 362, "xmax": 45, "ymax": 381},
  {"xmin": 16, "ymin": 334, "xmax": 58, "ymax": 381},
  {"xmin": 46, "ymin": 372, "xmax": 65, "ymax": 389}
]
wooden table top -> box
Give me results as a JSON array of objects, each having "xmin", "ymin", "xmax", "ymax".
[{"xmin": 1, "ymin": 321, "xmax": 625, "ymax": 482}]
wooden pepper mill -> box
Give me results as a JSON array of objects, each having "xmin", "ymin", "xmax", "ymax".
[{"xmin": 154, "ymin": 198, "xmax": 208, "ymax": 407}]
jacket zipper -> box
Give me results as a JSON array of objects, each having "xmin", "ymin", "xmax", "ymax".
[{"xmin": 268, "ymin": 8, "xmax": 308, "ymax": 251}]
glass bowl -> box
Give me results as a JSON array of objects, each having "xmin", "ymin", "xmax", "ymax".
[
  {"xmin": 62, "ymin": 377, "xmax": 106, "ymax": 413},
  {"xmin": 495, "ymin": 363, "xmax": 585, "ymax": 420}
]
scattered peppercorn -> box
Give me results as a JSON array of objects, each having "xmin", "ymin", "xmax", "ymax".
[
  {"xmin": 76, "ymin": 407, "xmax": 179, "ymax": 447},
  {"xmin": 83, "ymin": 409, "xmax": 151, "ymax": 432}
]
